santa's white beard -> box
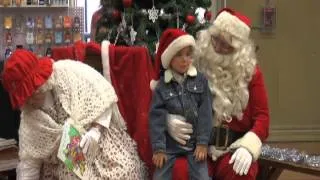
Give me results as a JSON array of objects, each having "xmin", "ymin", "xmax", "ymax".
[{"xmin": 195, "ymin": 41, "xmax": 257, "ymax": 123}]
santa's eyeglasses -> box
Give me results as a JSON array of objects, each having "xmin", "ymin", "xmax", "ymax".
[{"xmin": 211, "ymin": 35, "xmax": 235, "ymax": 54}]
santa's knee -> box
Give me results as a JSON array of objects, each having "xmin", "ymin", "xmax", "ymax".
[
  {"xmin": 214, "ymin": 166, "xmax": 258, "ymax": 180},
  {"xmin": 213, "ymin": 154, "xmax": 258, "ymax": 180}
]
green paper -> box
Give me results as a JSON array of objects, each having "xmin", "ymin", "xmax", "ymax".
[
  {"xmin": 64, "ymin": 159, "xmax": 74, "ymax": 170},
  {"xmin": 69, "ymin": 126, "xmax": 80, "ymax": 137},
  {"xmin": 57, "ymin": 122, "xmax": 86, "ymax": 179}
]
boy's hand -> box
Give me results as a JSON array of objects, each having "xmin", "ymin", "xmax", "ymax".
[
  {"xmin": 152, "ymin": 152, "xmax": 167, "ymax": 169},
  {"xmin": 194, "ymin": 144, "xmax": 208, "ymax": 161}
]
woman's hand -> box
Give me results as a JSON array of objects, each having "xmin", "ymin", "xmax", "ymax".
[{"xmin": 79, "ymin": 126, "xmax": 101, "ymax": 154}]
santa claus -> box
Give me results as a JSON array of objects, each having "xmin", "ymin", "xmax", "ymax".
[{"xmin": 166, "ymin": 8, "xmax": 270, "ymax": 180}]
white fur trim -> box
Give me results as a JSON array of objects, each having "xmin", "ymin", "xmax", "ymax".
[
  {"xmin": 101, "ymin": 40, "xmax": 111, "ymax": 82},
  {"xmin": 187, "ymin": 65, "xmax": 197, "ymax": 76},
  {"xmin": 214, "ymin": 11, "xmax": 250, "ymax": 40},
  {"xmin": 164, "ymin": 70, "xmax": 174, "ymax": 83},
  {"xmin": 229, "ymin": 131, "xmax": 262, "ymax": 161},
  {"xmin": 164, "ymin": 65, "xmax": 197, "ymax": 83},
  {"xmin": 161, "ymin": 35, "xmax": 196, "ymax": 69},
  {"xmin": 150, "ymin": 79, "xmax": 159, "ymax": 91}
]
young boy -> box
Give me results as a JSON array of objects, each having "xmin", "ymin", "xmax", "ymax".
[{"xmin": 149, "ymin": 28, "xmax": 213, "ymax": 180}]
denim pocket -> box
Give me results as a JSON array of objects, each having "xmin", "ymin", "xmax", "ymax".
[
  {"xmin": 161, "ymin": 89, "xmax": 178, "ymax": 100},
  {"xmin": 161, "ymin": 89, "xmax": 180, "ymax": 112},
  {"xmin": 187, "ymin": 82, "xmax": 204, "ymax": 94}
]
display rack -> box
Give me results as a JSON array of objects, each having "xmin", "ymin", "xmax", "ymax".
[
  {"xmin": 0, "ymin": 4, "xmax": 83, "ymax": 61},
  {"xmin": 0, "ymin": 0, "xmax": 75, "ymax": 8}
]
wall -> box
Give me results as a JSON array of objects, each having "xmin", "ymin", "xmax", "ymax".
[{"xmin": 226, "ymin": 0, "xmax": 320, "ymax": 141}]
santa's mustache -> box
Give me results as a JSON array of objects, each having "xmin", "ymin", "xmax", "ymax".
[{"xmin": 206, "ymin": 48, "xmax": 235, "ymax": 69}]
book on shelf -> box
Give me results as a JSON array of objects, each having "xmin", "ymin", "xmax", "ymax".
[
  {"xmin": 0, "ymin": 138, "xmax": 18, "ymax": 172},
  {"xmin": 0, "ymin": 138, "xmax": 17, "ymax": 151}
]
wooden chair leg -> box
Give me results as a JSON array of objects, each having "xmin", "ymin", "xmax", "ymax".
[
  {"xmin": 257, "ymin": 164, "xmax": 283, "ymax": 180},
  {"xmin": 0, "ymin": 169, "xmax": 16, "ymax": 180},
  {"xmin": 268, "ymin": 168, "xmax": 283, "ymax": 180}
]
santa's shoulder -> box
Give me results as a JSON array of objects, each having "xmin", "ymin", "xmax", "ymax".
[
  {"xmin": 249, "ymin": 65, "xmax": 266, "ymax": 86},
  {"xmin": 252, "ymin": 65, "xmax": 264, "ymax": 79}
]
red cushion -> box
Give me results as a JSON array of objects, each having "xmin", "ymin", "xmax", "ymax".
[{"xmin": 173, "ymin": 157, "xmax": 189, "ymax": 180}]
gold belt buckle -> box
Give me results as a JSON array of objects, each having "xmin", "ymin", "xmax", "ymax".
[{"xmin": 215, "ymin": 125, "xmax": 229, "ymax": 150}]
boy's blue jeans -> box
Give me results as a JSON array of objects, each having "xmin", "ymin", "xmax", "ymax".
[{"xmin": 153, "ymin": 150, "xmax": 210, "ymax": 180}]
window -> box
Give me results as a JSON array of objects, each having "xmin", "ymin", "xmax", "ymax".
[{"xmin": 78, "ymin": 0, "xmax": 100, "ymax": 34}]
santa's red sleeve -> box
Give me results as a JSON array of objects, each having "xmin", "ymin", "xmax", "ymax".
[
  {"xmin": 230, "ymin": 66, "xmax": 270, "ymax": 160},
  {"xmin": 249, "ymin": 66, "xmax": 270, "ymax": 141}
]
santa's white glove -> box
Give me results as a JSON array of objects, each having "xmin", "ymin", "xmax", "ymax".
[
  {"xmin": 229, "ymin": 147, "xmax": 252, "ymax": 176},
  {"xmin": 167, "ymin": 114, "xmax": 193, "ymax": 145},
  {"xmin": 17, "ymin": 159, "xmax": 41, "ymax": 180},
  {"xmin": 80, "ymin": 127, "xmax": 101, "ymax": 154}
]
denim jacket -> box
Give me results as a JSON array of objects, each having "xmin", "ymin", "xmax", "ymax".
[{"xmin": 149, "ymin": 66, "xmax": 213, "ymax": 153}]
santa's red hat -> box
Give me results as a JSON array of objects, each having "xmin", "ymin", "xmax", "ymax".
[
  {"xmin": 1, "ymin": 49, "xmax": 53, "ymax": 109},
  {"xmin": 213, "ymin": 8, "xmax": 251, "ymax": 40},
  {"xmin": 156, "ymin": 28, "xmax": 196, "ymax": 69}
]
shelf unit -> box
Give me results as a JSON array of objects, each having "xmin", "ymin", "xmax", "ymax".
[
  {"xmin": 0, "ymin": 5, "xmax": 83, "ymax": 61},
  {"xmin": 0, "ymin": 0, "xmax": 76, "ymax": 8},
  {"xmin": 0, "ymin": 5, "xmax": 70, "ymax": 8}
]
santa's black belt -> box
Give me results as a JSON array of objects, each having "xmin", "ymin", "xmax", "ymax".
[{"xmin": 209, "ymin": 126, "xmax": 245, "ymax": 150}]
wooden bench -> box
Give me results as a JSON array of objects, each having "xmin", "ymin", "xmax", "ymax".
[{"xmin": 257, "ymin": 156, "xmax": 320, "ymax": 180}]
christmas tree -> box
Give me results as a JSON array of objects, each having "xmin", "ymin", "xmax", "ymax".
[{"xmin": 95, "ymin": 0, "xmax": 213, "ymax": 54}]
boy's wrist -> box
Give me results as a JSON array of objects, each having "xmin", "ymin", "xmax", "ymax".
[
  {"xmin": 154, "ymin": 149, "xmax": 166, "ymax": 153},
  {"xmin": 197, "ymin": 138, "xmax": 210, "ymax": 145},
  {"xmin": 196, "ymin": 144, "xmax": 208, "ymax": 148}
]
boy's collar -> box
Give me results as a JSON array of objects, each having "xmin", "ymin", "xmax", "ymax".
[{"xmin": 164, "ymin": 65, "xmax": 197, "ymax": 83}]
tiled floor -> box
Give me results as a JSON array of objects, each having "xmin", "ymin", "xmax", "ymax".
[{"xmin": 267, "ymin": 142, "xmax": 320, "ymax": 180}]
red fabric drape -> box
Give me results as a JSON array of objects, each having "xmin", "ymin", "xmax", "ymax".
[
  {"xmin": 108, "ymin": 45, "xmax": 154, "ymax": 177},
  {"xmin": 51, "ymin": 41, "xmax": 86, "ymax": 61}
]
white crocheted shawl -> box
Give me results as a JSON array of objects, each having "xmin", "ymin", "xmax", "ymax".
[{"xmin": 19, "ymin": 60, "xmax": 120, "ymax": 161}]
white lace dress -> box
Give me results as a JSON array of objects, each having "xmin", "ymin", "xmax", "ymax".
[
  {"xmin": 18, "ymin": 60, "xmax": 147, "ymax": 180},
  {"xmin": 38, "ymin": 94, "xmax": 147, "ymax": 180}
]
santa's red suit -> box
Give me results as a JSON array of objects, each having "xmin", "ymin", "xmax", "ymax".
[{"xmin": 207, "ymin": 66, "xmax": 269, "ymax": 180}]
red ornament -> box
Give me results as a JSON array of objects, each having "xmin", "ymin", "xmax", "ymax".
[
  {"xmin": 112, "ymin": 9, "xmax": 121, "ymax": 20},
  {"xmin": 185, "ymin": 15, "xmax": 196, "ymax": 25},
  {"xmin": 205, "ymin": 11, "xmax": 212, "ymax": 21},
  {"xmin": 122, "ymin": 0, "xmax": 133, "ymax": 8}
]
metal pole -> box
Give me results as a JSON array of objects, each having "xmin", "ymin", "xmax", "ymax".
[
  {"xmin": 211, "ymin": 0, "xmax": 216, "ymax": 18},
  {"xmin": 85, "ymin": 0, "xmax": 88, "ymax": 33}
]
